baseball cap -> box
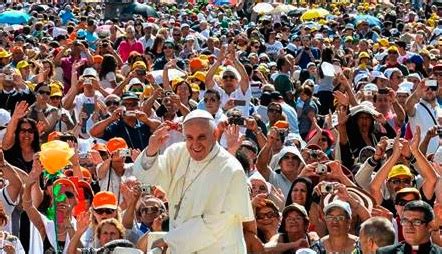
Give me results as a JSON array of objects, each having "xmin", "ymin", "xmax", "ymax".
[
  {"xmin": 92, "ymin": 191, "xmax": 118, "ymax": 209},
  {"xmin": 0, "ymin": 48, "xmax": 11, "ymax": 58},
  {"xmin": 16, "ymin": 60, "xmax": 29, "ymax": 69},
  {"xmin": 283, "ymin": 203, "xmax": 308, "ymax": 218},
  {"xmin": 324, "ymin": 200, "xmax": 352, "ymax": 218},
  {"xmin": 363, "ymin": 83, "xmax": 379, "ymax": 92},
  {"xmin": 128, "ymin": 78, "xmax": 142, "ymax": 86},
  {"xmin": 92, "ymin": 143, "xmax": 109, "ymax": 152},
  {"xmin": 396, "ymin": 187, "xmax": 421, "ymax": 200},
  {"xmin": 387, "ymin": 164, "xmax": 413, "ymax": 180},
  {"xmin": 397, "ymin": 81, "xmax": 413, "ymax": 94},
  {"xmin": 93, "ymin": 55, "xmax": 103, "ymax": 65},
  {"xmin": 132, "ymin": 61, "xmax": 147, "ymax": 70},
  {"xmin": 106, "ymin": 137, "xmax": 128, "ymax": 153},
  {"xmin": 387, "ymin": 46, "xmax": 399, "ymax": 53},
  {"xmin": 49, "ymin": 82, "xmax": 63, "ymax": 97},
  {"xmin": 183, "ymin": 109, "xmax": 214, "ymax": 125},
  {"xmin": 358, "ymin": 52, "xmax": 370, "ymax": 59}
]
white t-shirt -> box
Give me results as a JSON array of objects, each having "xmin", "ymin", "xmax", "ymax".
[
  {"xmin": 100, "ymin": 72, "xmax": 117, "ymax": 89},
  {"xmin": 212, "ymin": 82, "xmax": 252, "ymax": 117},
  {"xmin": 98, "ymin": 163, "xmax": 134, "ymax": 204},
  {"xmin": 73, "ymin": 92, "xmax": 104, "ymax": 128},
  {"xmin": 0, "ymin": 187, "xmax": 17, "ymax": 233},
  {"xmin": 265, "ymin": 41, "xmax": 283, "ymax": 59}
]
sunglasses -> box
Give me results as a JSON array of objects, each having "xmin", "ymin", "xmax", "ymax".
[
  {"xmin": 395, "ymin": 199, "xmax": 414, "ymax": 206},
  {"xmin": 268, "ymin": 108, "xmax": 281, "ymax": 114},
  {"xmin": 94, "ymin": 208, "xmax": 116, "ymax": 215},
  {"xmin": 204, "ymin": 97, "xmax": 218, "ymax": 103},
  {"xmin": 50, "ymin": 96, "xmax": 62, "ymax": 100},
  {"xmin": 105, "ymin": 101, "xmax": 120, "ymax": 106},
  {"xmin": 256, "ymin": 211, "xmax": 278, "ymax": 220},
  {"xmin": 141, "ymin": 206, "xmax": 161, "ymax": 214},
  {"xmin": 164, "ymin": 45, "xmax": 174, "ymax": 49},
  {"xmin": 427, "ymin": 86, "xmax": 438, "ymax": 91},
  {"xmin": 388, "ymin": 178, "xmax": 412, "ymax": 185},
  {"xmin": 173, "ymin": 33, "xmax": 181, "ymax": 36},
  {"xmin": 19, "ymin": 128, "xmax": 33, "ymax": 134},
  {"xmin": 324, "ymin": 215, "xmax": 347, "ymax": 222},
  {"xmin": 38, "ymin": 90, "xmax": 51, "ymax": 96},
  {"xmin": 223, "ymin": 75, "xmax": 236, "ymax": 80},
  {"xmin": 64, "ymin": 191, "xmax": 75, "ymax": 199}
]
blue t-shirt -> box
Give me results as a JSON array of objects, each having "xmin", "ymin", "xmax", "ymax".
[{"xmin": 297, "ymin": 48, "xmax": 320, "ymax": 69}]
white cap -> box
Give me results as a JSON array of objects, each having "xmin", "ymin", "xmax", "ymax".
[
  {"xmin": 397, "ymin": 81, "xmax": 413, "ymax": 94},
  {"xmin": 383, "ymin": 68, "xmax": 401, "ymax": 80},
  {"xmin": 183, "ymin": 109, "xmax": 214, "ymax": 124},
  {"xmin": 0, "ymin": 109, "xmax": 11, "ymax": 128},
  {"xmin": 354, "ymin": 73, "xmax": 370, "ymax": 85},
  {"xmin": 370, "ymin": 70, "xmax": 388, "ymax": 81},
  {"xmin": 324, "ymin": 199, "xmax": 352, "ymax": 218},
  {"xmin": 363, "ymin": 83, "xmax": 379, "ymax": 92},
  {"xmin": 407, "ymin": 73, "xmax": 422, "ymax": 81},
  {"xmin": 128, "ymin": 78, "xmax": 142, "ymax": 86},
  {"xmin": 296, "ymin": 249, "xmax": 317, "ymax": 254},
  {"xmin": 83, "ymin": 67, "xmax": 98, "ymax": 77},
  {"xmin": 185, "ymin": 35, "xmax": 195, "ymax": 41}
]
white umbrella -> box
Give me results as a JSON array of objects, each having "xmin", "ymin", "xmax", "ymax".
[
  {"xmin": 150, "ymin": 69, "xmax": 186, "ymax": 85},
  {"xmin": 253, "ymin": 3, "xmax": 274, "ymax": 14},
  {"xmin": 271, "ymin": 4, "xmax": 296, "ymax": 14}
]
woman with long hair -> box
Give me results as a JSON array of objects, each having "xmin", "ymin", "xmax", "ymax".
[
  {"xmin": 150, "ymin": 35, "xmax": 165, "ymax": 59},
  {"xmin": 99, "ymin": 54, "xmax": 118, "ymax": 89},
  {"xmin": 317, "ymin": 47, "xmax": 336, "ymax": 115}
]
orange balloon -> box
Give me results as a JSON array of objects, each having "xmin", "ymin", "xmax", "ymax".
[{"xmin": 40, "ymin": 140, "xmax": 75, "ymax": 174}]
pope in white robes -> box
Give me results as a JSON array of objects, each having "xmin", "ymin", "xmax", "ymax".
[{"xmin": 133, "ymin": 110, "xmax": 255, "ymax": 254}]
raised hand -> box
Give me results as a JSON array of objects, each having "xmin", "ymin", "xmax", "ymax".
[
  {"xmin": 12, "ymin": 101, "xmax": 29, "ymax": 120},
  {"xmin": 76, "ymin": 211, "xmax": 91, "ymax": 233},
  {"xmin": 410, "ymin": 125, "xmax": 421, "ymax": 151},
  {"xmin": 145, "ymin": 126, "xmax": 170, "ymax": 156}
]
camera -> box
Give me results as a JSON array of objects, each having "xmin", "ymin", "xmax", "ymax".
[
  {"xmin": 119, "ymin": 149, "xmax": 131, "ymax": 157},
  {"xmin": 140, "ymin": 184, "xmax": 152, "ymax": 195},
  {"xmin": 102, "ymin": 42, "xmax": 109, "ymax": 48},
  {"xmin": 315, "ymin": 163, "xmax": 328, "ymax": 175},
  {"xmin": 320, "ymin": 182, "xmax": 335, "ymax": 194},
  {"xmin": 83, "ymin": 78, "xmax": 92, "ymax": 85},
  {"xmin": 228, "ymin": 116, "xmax": 245, "ymax": 126},
  {"xmin": 136, "ymin": 69, "xmax": 146, "ymax": 76}
]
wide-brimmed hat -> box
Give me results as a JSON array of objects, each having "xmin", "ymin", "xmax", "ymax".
[
  {"xmin": 323, "ymin": 186, "xmax": 376, "ymax": 212},
  {"xmin": 349, "ymin": 101, "xmax": 379, "ymax": 117}
]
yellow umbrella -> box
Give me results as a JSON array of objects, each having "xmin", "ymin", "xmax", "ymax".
[{"xmin": 300, "ymin": 8, "xmax": 330, "ymax": 21}]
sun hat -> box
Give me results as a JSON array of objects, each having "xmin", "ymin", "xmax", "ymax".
[
  {"xmin": 276, "ymin": 145, "xmax": 306, "ymax": 165},
  {"xmin": 0, "ymin": 48, "xmax": 11, "ymax": 58},
  {"xmin": 189, "ymin": 71, "xmax": 206, "ymax": 82},
  {"xmin": 106, "ymin": 137, "xmax": 128, "ymax": 153},
  {"xmin": 132, "ymin": 61, "xmax": 147, "ymax": 70},
  {"xmin": 396, "ymin": 187, "xmax": 421, "ymax": 200},
  {"xmin": 83, "ymin": 67, "xmax": 98, "ymax": 78},
  {"xmin": 324, "ymin": 186, "xmax": 375, "ymax": 212},
  {"xmin": 0, "ymin": 109, "xmax": 11, "ymax": 128},
  {"xmin": 16, "ymin": 60, "xmax": 29, "ymax": 69},
  {"xmin": 92, "ymin": 191, "xmax": 118, "ymax": 209}
]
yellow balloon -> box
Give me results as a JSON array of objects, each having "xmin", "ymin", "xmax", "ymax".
[{"xmin": 40, "ymin": 140, "xmax": 75, "ymax": 174}]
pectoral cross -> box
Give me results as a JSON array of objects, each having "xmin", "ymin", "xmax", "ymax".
[{"xmin": 174, "ymin": 199, "xmax": 183, "ymax": 220}]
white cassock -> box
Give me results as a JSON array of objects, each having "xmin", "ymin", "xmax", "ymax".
[{"xmin": 133, "ymin": 142, "xmax": 254, "ymax": 254}]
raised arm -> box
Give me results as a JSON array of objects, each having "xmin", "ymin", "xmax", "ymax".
[
  {"xmin": 409, "ymin": 126, "xmax": 438, "ymax": 199},
  {"xmin": 390, "ymin": 90, "xmax": 405, "ymax": 126},
  {"xmin": 230, "ymin": 44, "xmax": 250, "ymax": 94},
  {"xmin": 2, "ymin": 101, "xmax": 28, "ymax": 150},
  {"xmin": 205, "ymin": 45, "xmax": 226, "ymax": 89},
  {"xmin": 121, "ymin": 183, "xmax": 141, "ymax": 229},
  {"xmin": 67, "ymin": 211, "xmax": 90, "ymax": 254},
  {"xmin": 405, "ymin": 81, "xmax": 425, "ymax": 117},
  {"xmin": 368, "ymin": 136, "xmax": 402, "ymax": 204},
  {"xmin": 89, "ymin": 108, "xmax": 123, "ymax": 139},
  {"xmin": 256, "ymin": 128, "xmax": 278, "ymax": 181}
]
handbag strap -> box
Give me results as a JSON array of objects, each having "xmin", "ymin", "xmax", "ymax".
[{"xmin": 419, "ymin": 102, "xmax": 438, "ymax": 125}]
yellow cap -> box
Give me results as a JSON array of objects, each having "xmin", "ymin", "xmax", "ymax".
[
  {"xmin": 132, "ymin": 61, "xmax": 147, "ymax": 70},
  {"xmin": 358, "ymin": 52, "xmax": 370, "ymax": 59},
  {"xmin": 171, "ymin": 77, "xmax": 185, "ymax": 88},
  {"xmin": 189, "ymin": 71, "xmax": 206, "ymax": 82},
  {"xmin": 387, "ymin": 164, "xmax": 413, "ymax": 180},
  {"xmin": 387, "ymin": 46, "xmax": 399, "ymax": 53},
  {"xmin": 0, "ymin": 48, "xmax": 11, "ymax": 58},
  {"xmin": 378, "ymin": 38, "xmax": 389, "ymax": 47},
  {"xmin": 17, "ymin": 60, "xmax": 29, "ymax": 69}
]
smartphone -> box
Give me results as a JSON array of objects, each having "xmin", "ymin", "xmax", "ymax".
[
  {"xmin": 83, "ymin": 103, "xmax": 95, "ymax": 115},
  {"xmin": 119, "ymin": 148, "xmax": 131, "ymax": 157},
  {"xmin": 140, "ymin": 184, "xmax": 152, "ymax": 195},
  {"xmin": 233, "ymin": 100, "xmax": 246, "ymax": 106},
  {"xmin": 425, "ymin": 79, "xmax": 437, "ymax": 87}
]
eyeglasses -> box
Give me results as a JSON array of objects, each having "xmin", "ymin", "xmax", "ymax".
[
  {"xmin": 106, "ymin": 101, "xmax": 120, "ymax": 106},
  {"xmin": 19, "ymin": 128, "xmax": 33, "ymax": 134},
  {"xmin": 388, "ymin": 178, "xmax": 412, "ymax": 185},
  {"xmin": 223, "ymin": 75, "xmax": 236, "ymax": 80},
  {"xmin": 427, "ymin": 86, "xmax": 438, "ymax": 91},
  {"xmin": 38, "ymin": 90, "xmax": 51, "ymax": 96},
  {"xmin": 325, "ymin": 215, "xmax": 347, "ymax": 222},
  {"xmin": 50, "ymin": 96, "xmax": 62, "ymax": 100},
  {"xmin": 268, "ymin": 108, "xmax": 281, "ymax": 114},
  {"xmin": 94, "ymin": 208, "xmax": 116, "ymax": 215},
  {"xmin": 64, "ymin": 191, "xmax": 75, "ymax": 199},
  {"xmin": 400, "ymin": 218, "xmax": 427, "ymax": 227},
  {"xmin": 141, "ymin": 206, "xmax": 161, "ymax": 214},
  {"xmin": 204, "ymin": 97, "xmax": 218, "ymax": 103},
  {"xmin": 395, "ymin": 199, "xmax": 414, "ymax": 206},
  {"xmin": 256, "ymin": 211, "xmax": 278, "ymax": 220}
]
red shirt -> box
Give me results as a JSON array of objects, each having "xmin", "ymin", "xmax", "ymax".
[{"xmin": 118, "ymin": 39, "xmax": 143, "ymax": 63}]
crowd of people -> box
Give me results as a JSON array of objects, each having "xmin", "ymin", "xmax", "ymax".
[{"xmin": 0, "ymin": 0, "xmax": 441, "ymax": 253}]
